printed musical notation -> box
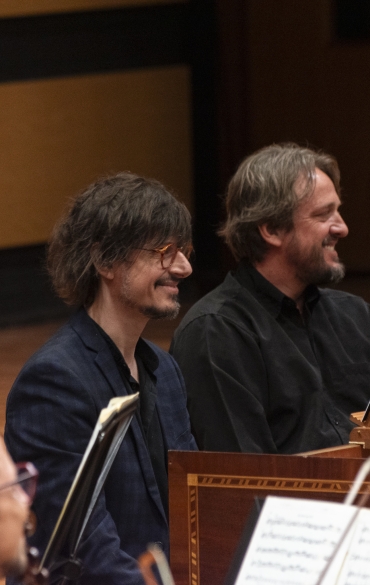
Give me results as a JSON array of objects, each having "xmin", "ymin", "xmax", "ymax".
[
  {"xmin": 336, "ymin": 517, "xmax": 370, "ymax": 585},
  {"xmin": 233, "ymin": 496, "xmax": 370, "ymax": 585}
]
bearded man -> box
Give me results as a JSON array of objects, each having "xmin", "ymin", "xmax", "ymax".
[{"xmin": 171, "ymin": 143, "xmax": 370, "ymax": 454}]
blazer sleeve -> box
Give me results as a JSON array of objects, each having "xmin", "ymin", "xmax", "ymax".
[
  {"xmin": 5, "ymin": 356, "xmax": 148, "ymax": 585},
  {"xmin": 150, "ymin": 344, "xmax": 198, "ymax": 451}
]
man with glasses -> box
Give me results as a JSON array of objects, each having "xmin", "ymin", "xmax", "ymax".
[
  {"xmin": 0, "ymin": 437, "xmax": 37, "ymax": 580},
  {"xmin": 5, "ymin": 172, "xmax": 196, "ymax": 585}
]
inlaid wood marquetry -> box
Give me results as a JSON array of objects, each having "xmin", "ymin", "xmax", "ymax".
[
  {"xmin": 187, "ymin": 473, "xmax": 367, "ymax": 494},
  {"xmin": 187, "ymin": 470, "xmax": 370, "ymax": 585}
]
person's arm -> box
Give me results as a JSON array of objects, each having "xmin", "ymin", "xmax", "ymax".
[
  {"xmin": 5, "ymin": 359, "xmax": 148, "ymax": 585},
  {"xmin": 171, "ymin": 314, "xmax": 278, "ymax": 454}
]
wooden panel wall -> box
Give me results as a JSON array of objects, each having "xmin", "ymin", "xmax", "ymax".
[
  {"xmin": 0, "ymin": 3, "xmax": 193, "ymax": 250},
  {"xmin": 214, "ymin": 0, "xmax": 370, "ymax": 281},
  {"xmin": 0, "ymin": 1, "xmax": 221, "ymax": 324},
  {"xmin": 0, "ymin": 67, "xmax": 193, "ymax": 248},
  {"xmin": 242, "ymin": 0, "xmax": 370, "ymax": 271},
  {"xmin": 0, "ymin": 0, "xmax": 185, "ymax": 18}
]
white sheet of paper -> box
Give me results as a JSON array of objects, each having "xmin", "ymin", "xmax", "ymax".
[
  {"xmin": 234, "ymin": 496, "xmax": 359, "ymax": 585},
  {"xmin": 335, "ymin": 510, "xmax": 370, "ymax": 585}
]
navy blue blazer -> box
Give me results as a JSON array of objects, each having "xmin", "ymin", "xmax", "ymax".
[{"xmin": 5, "ymin": 309, "xmax": 197, "ymax": 585}]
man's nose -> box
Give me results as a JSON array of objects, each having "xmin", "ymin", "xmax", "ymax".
[
  {"xmin": 170, "ymin": 251, "xmax": 193, "ymax": 278},
  {"xmin": 331, "ymin": 213, "xmax": 349, "ymax": 239}
]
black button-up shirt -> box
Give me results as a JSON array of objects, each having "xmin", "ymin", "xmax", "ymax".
[
  {"xmin": 93, "ymin": 321, "xmax": 168, "ymax": 516},
  {"xmin": 171, "ymin": 261, "xmax": 370, "ymax": 454}
]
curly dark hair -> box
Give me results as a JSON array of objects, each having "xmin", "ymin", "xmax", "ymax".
[
  {"xmin": 47, "ymin": 172, "xmax": 192, "ymax": 307},
  {"xmin": 219, "ymin": 143, "xmax": 341, "ymax": 263}
]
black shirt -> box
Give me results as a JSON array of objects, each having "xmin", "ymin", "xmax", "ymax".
[
  {"xmin": 93, "ymin": 321, "xmax": 169, "ymax": 517},
  {"xmin": 171, "ymin": 261, "xmax": 370, "ymax": 454}
]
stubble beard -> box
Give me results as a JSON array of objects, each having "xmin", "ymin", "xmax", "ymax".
[
  {"xmin": 120, "ymin": 275, "xmax": 181, "ymax": 320},
  {"xmin": 140, "ymin": 295, "xmax": 180, "ymax": 320},
  {"xmin": 287, "ymin": 237, "xmax": 346, "ymax": 287}
]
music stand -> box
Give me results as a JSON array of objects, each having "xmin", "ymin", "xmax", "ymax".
[{"xmin": 37, "ymin": 392, "xmax": 139, "ymax": 585}]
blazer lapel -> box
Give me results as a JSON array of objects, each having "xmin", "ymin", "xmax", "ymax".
[{"xmin": 70, "ymin": 309, "xmax": 168, "ymax": 524}]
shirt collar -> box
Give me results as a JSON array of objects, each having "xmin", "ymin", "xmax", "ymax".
[
  {"xmin": 87, "ymin": 315, "xmax": 159, "ymax": 374},
  {"xmin": 234, "ymin": 260, "xmax": 320, "ymax": 318}
]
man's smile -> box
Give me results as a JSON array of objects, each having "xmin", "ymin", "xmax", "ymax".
[
  {"xmin": 322, "ymin": 237, "xmax": 339, "ymax": 258},
  {"xmin": 155, "ymin": 278, "xmax": 180, "ymax": 292}
]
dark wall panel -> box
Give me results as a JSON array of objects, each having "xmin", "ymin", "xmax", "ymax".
[
  {"xmin": 0, "ymin": 245, "xmax": 71, "ymax": 327},
  {"xmin": 0, "ymin": 5, "xmax": 189, "ymax": 82}
]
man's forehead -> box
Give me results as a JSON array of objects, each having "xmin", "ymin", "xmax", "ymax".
[
  {"xmin": 295, "ymin": 168, "xmax": 340, "ymax": 207},
  {"xmin": 294, "ymin": 168, "xmax": 318, "ymax": 198}
]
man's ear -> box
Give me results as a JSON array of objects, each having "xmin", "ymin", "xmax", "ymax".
[
  {"xmin": 90, "ymin": 244, "xmax": 115, "ymax": 280},
  {"xmin": 258, "ymin": 223, "xmax": 285, "ymax": 248},
  {"xmin": 96, "ymin": 264, "xmax": 115, "ymax": 280}
]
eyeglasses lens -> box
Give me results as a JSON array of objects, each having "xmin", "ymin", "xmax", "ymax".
[
  {"xmin": 18, "ymin": 476, "xmax": 36, "ymax": 500},
  {"xmin": 161, "ymin": 245, "xmax": 176, "ymax": 268},
  {"xmin": 159, "ymin": 243, "xmax": 193, "ymax": 268},
  {"xmin": 16, "ymin": 463, "xmax": 38, "ymax": 502}
]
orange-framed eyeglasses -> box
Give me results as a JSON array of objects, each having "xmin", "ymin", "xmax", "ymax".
[{"xmin": 140, "ymin": 243, "xmax": 193, "ymax": 269}]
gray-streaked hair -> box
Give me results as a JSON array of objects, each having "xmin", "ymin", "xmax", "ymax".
[
  {"xmin": 47, "ymin": 172, "xmax": 192, "ymax": 307},
  {"xmin": 218, "ymin": 143, "xmax": 341, "ymax": 263}
]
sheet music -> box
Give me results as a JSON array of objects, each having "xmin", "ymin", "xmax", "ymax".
[
  {"xmin": 335, "ymin": 512, "xmax": 370, "ymax": 585},
  {"xmin": 234, "ymin": 496, "xmax": 359, "ymax": 585},
  {"xmin": 40, "ymin": 392, "xmax": 139, "ymax": 570}
]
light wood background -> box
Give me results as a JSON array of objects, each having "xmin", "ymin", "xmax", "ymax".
[{"xmin": 0, "ymin": 66, "xmax": 193, "ymax": 249}]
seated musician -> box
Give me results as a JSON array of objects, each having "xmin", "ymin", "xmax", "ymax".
[
  {"xmin": 171, "ymin": 143, "xmax": 370, "ymax": 454},
  {"xmin": 5, "ymin": 172, "xmax": 196, "ymax": 585}
]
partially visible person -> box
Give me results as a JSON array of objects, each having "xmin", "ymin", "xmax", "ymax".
[
  {"xmin": 5, "ymin": 172, "xmax": 196, "ymax": 585},
  {"xmin": 0, "ymin": 436, "xmax": 32, "ymax": 580},
  {"xmin": 171, "ymin": 143, "xmax": 370, "ymax": 454}
]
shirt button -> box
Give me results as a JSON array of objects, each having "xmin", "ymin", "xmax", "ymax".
[{"xmin": 335, "ymin": 420, "xmax": 339, "ymax": 425}]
